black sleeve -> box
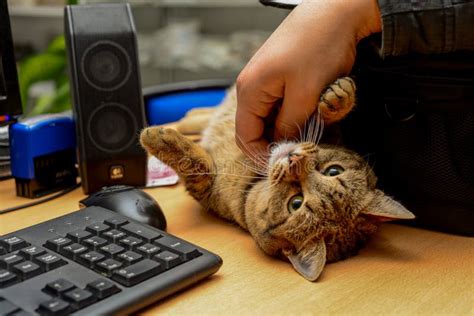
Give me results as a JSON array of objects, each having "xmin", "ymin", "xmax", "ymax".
[{"xmin": 377, "ymin": 0, "xmax": 474, "ymax": 56}]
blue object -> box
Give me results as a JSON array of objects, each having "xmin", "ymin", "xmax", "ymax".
[
  {"xmin": 146, "ymin": 89, "xmax": 226, "ymax": 125},
  {"xmin": 10, "ymin": 113, "xmax": 76, "ymax": 179}
]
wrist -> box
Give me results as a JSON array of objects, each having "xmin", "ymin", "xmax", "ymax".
[
  {"xmin": 363, "ymin": 0, "xmax": 382, "ymax": 35},
  {"xmin": 348, "ymin": 0, "xmax": 382, "ymax": 41},
  {"xmin": 299, "ymin": 0, "xmax": 381, "ymax": 42}
]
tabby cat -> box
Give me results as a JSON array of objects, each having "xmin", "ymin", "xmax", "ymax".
[{"xmin": 140, "ymin": 77, "xmax": 414, "ymax": 281}]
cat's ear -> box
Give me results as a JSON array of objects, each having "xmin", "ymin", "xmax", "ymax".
[
  {"xmin": 283, "ymin": 239, "xmax": 326, "ymax": 282},
  {"xmin": 362, "ymin": 190, "xmax": 415, "ymax": 221}
]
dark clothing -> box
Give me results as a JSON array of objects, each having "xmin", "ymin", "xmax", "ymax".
[
  {"xmin": 260, "ymin": 0, "xmax": 474, "ymax": 56},
  {"xmin": 377, "ymin": 0, "xmax": 474, "ymax": 56}
]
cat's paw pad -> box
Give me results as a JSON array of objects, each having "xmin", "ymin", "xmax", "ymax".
[
  {"xmin": 140, "ymin": 127, "xmax": 182, "ymax": 154},
  {"xmin": 318, "ymin": 77, "xmax": 356, "ymax": 124},
  {"xmin": 157, "ymin": 128, "xmax": 185, "ymax": 147}
]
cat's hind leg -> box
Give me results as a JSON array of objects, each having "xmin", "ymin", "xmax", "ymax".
[
  {"xmin": 318, "ymin": 77, "xmax": 356, "ymax": 124},
  {"xmin": 140, "ymin": 126, "xmax": 214, "ymax": 202},
  {"xmin": 177, "ymin": 107, "xmax": 215, "ymax": 135}
]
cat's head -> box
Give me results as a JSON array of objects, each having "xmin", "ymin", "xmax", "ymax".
[{"xmin": 244, "ymin": 141, "xmax": 414, "ymax": 281}]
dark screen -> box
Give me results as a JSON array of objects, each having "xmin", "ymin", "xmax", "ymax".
[
  {"xmin": 0, "ymin": 0, "xmax": 22, "ymax": 121},
  {"xmin": 0, "ymin": 52, "xmax": 7, "ymax": 101}
]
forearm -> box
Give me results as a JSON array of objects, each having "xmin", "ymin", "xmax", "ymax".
[{"xmin": 377, "ymin": 0, "xmax": 474, "ymax": 56}]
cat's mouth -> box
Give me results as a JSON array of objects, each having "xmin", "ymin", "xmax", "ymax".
[
  {"xmin": 269, "ymin": 143, "xmax": 296, "ymax": 165},
  {"xmin": 268, "ymin": 142, "xmax": 316, "ymax": 183}
]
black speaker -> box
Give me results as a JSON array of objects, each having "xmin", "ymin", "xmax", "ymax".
[{"xmin": 65, "ymin": 3, "xmax": 147, "ymax": 194}]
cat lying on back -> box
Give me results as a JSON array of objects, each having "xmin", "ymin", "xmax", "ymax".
[{"xmin": 140, "ymin": 77, "xmax": 414, "ymax": 281}]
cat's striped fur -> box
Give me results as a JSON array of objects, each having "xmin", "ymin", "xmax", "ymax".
[{"xmin": 140, "ymin": 77, "xmax": 414, "ymax": 281}]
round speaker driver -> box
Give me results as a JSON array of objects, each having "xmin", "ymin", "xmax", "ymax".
[
  {"xmin": 81, "ymin": 40, "xmax": 132, "ymax": 91},
  {"xmin": 87, "ymin": 102, "xmax": 138, "ymax": 153}
]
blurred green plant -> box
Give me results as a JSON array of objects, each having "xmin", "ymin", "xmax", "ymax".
[
  {"xmin": 17, "ymin": 0, "xmax": 78, "ymax": 116},
  {"xmin": 18, "ymin": 35, "xmax": 70, "ymax": 116}
]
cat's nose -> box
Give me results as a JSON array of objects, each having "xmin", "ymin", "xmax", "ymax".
[{"xmin": 288, "ymin": 152, "xmax": 303, "ymax": 163}]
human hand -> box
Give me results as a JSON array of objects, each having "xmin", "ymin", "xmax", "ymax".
[{"xmin": 235, "ymin": 0, "xmax": 382, "ymax": 163}]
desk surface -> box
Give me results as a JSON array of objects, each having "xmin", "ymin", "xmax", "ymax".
[{"xmin": 1, "ymin": 178, "xmax": 473, "ymax": 315}]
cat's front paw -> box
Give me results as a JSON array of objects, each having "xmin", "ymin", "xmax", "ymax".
[
  {"xmin": 318, "ymin": 77, "xmax": 356, "ymax": 124},
  {"xmin": 140, "ymin": 126, "xmax": 182, "ymax": 156}
]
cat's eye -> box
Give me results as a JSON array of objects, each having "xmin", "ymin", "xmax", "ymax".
[
  {"xmin": 322, "ymin": 165, "xmax": 345, "ymax": 177},
  {"xmin": 288, "ymin": 195, "xmax": 304, "ymax": 213}
]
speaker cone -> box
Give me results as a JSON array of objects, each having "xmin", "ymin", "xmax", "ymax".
[
  {"xmin": 81, "ymin": 40, "xmax": 132, "ymax": 91},
  {"xmin": 87, "ymin": 102, "xmax": 137, "ymax": 153}
]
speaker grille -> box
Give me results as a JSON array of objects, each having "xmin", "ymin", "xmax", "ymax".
[
  {"xmin": 80, "ymin": 40, "xmax": 132, "ymax": 91},
  {"xmin": 87, "ymin": 102, "xmax": 137, "ymax": 153}
]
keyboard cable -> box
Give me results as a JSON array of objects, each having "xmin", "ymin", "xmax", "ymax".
[{"xmin": 0, "ymin": 182, "xmax": 81, "ymax": 215}]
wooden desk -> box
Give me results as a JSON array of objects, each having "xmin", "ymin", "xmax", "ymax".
[{"xmin": 1, "ymin": 178, "xmax": 473, "ymax": 315}]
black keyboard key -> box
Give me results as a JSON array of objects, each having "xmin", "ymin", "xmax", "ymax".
[
  {"xmin": 0, "ymin": 269, "xmax": 19, "ymax": 288},
  {"xmin": 12, "ymin": 261, "xmax": 42, "ymax": 280},
  {"xmin": 116, "ymin": 251, "xmax": 143, "ymax": 265},
  {"xmin": 153, "ymin": 251, "xmax": 183, "ymax": 270},
  {"xmin": 112, "ymin": 259, "xmax": 163, "ymax": 287},
  {"xmin": 82, "ymin": 236, "xmax": 108, "ymax": 251},
  {"xmin": 66, "ymin": 230, "xmax": 92, "ymax": 243},
  {"xmin": 119, "ymin": 236, "xmax": 143, "ymax": 250},
  {"xmin": 0, "ymin": 297, "xmax": 20, "ymax": 315},
  {"xmin": 120, "ymin": 223, "xmax": 161, "ymax": 242},
  {"xmin": 34, "ymin": 253, "xmax": 67, "ymax": 272},
  {"xmin": 44, "ymin": 237, "xmax": 72, "ymax": 252},
  {"xmin": 0, "ymin": 236, "xmax": 29, "ymax": 252},
  {"xmin": 62, "ymin": 288, "xmax": 97, "ymax": 310},
  {"xmin": 0, "ymin": 246, "xmax": 6, "ymax": 255},
  {"xmin": 101, "ymin": 230, "xmax": 127, "ymax": 243},
  {"xmin": 96, "ymin": 259, "xmax": 122, "ymax": 277},
  {"xmin": 104, "ymin": 216, "xmax": 129, "ymax": 228},
  {"xmin": 136, "ymin": 243, "xmax": 161, "ymax": 258},
  {"xmin": 43, "ymin": 279, "xmax": 76, "ymax": 296},
  {"xmin": 100, "ymin": 244, "xmax": 125, "ymax": 258},
  {"xmin": 19, "ymin": 245, "xmax": 47, "ymax": 260},
  {"xmin": 79, "ymin": 251, "xmax": 106, "ymax": 268},
  {"xmin": 85, "ymin": 222, "xmax": 111, "ymax": 235},
  {"xmin": 60, "ymin": 243, "xmax": 88, "ymax": 261},
  {"xmin": 37, "ymin": 298, "xmax": 70, "ymax": 316},
  {"xmin": 0, "ymin": 253, "xmax": 24, "ymax": 269},
  {"xmin": 86, "ymin": 278, "xmax": 121, "ymax": 299},
  {"xmin": 154, "ymin": 236, "xmax": 202, "ymax": 260}
]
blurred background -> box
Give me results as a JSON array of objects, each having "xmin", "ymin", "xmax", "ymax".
[{"xmin": 9, "ymin": 0, "xmax": 288, "ymax": 116}]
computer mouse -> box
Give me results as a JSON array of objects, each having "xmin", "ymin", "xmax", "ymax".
[{"xmin": 79, "ymin": 185, "xmax": 167, "ymax": 230}]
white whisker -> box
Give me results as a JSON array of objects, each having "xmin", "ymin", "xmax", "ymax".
[
  {"xmin": 182, "ymin": 172, "xmax": 266, "ymax": 179},
  {"xmin": 235, "ymin": 133, "xmax": 269, "ymax": 171},
  {"xmin": 237, "ymin": 160, "xmax": 268, "ymax": 176}
]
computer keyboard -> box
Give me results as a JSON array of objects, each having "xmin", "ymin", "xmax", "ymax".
[{"xmin": 0, "ymin": 206, "xmax": 222, "ymax": 315}]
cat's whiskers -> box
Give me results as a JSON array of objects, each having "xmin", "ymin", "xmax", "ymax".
[
  {"xmin": 181, "ymin": 172, "xmax": 266, "ymax": 179},
  {"xmin": 237, "ymin": 160, "xmax": 268, "ymax": 176},
  {"xmin": 215, "ymin": 181, "xmax": 278, "ymax": 197},
  {"xmin": 307, "ymin": 107, "xmax": 324, "ymax": 145},
  {"xmin": 228, "ymin": 178, "xmax": 280, "ymax": 196},
  {"xmin": 306, "ymin": 112, "xmax": 316, "ymax": 143},
  {"xmin": 313, "ymin": 110, "xmax": 320, "ymax": 143},
  {"xmin": 270, "ymin": 163, "xmax": 288, "ymax": 185},
  {"xmin": 302, "ymin": 111, "xmax": 312, "ymax": 143},
  {"xmin": 313, "ymin": 109, "xmax": 321, "ymax": 143},
  {"xmin": 303, "ymin": 112, "xmax": 316, "ymax": 144},
  {"xmin": 316, "ymin": 110, "xmax": 325, "ymax": 145},
  {"xmin": 235, "ymin": 134, "xmax": 269, "ymax": 173},
  {"xmin": 296, "ymin": 122, "xmax": 304, "ymax": 144}
]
